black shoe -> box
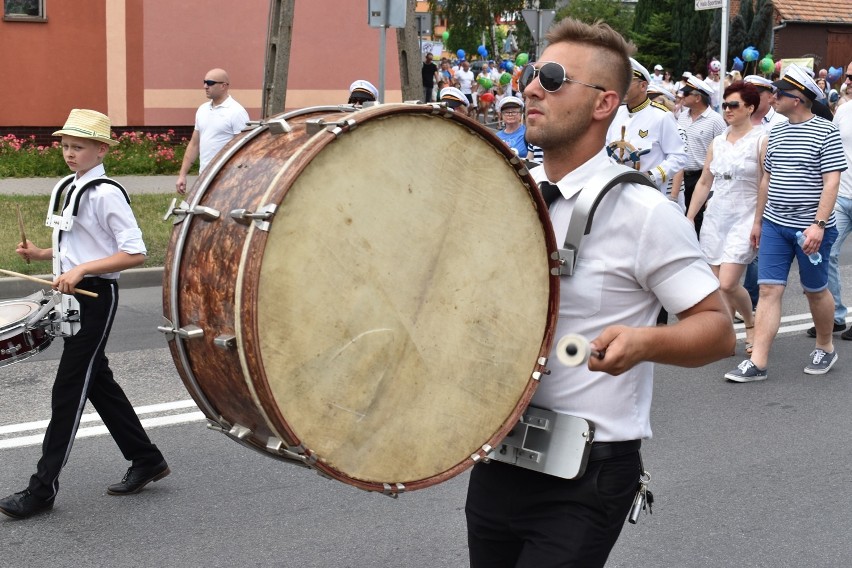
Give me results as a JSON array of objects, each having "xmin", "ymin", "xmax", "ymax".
[
  {"xmin": 806, "ymin": 323, "xmax": 846, "ymax": 338},
  {"xmin": 0, "ymin": 490, "xmax": 55, "ymax": 519},
  {"xmin": 842, "ymin": 327, "xmax": 852, "ymax": 341},
  {"xmin": 107, "ymin": 461, "xmax": 170, "ymax": 496}
]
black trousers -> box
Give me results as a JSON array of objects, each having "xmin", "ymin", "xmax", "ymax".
[
  {"xmin": 466, "ymin": 451, "xmax": 640, "ymax": 568},
  {"xmin": 28, "ymin": 278, "xmax": 163, "ymax": 500},
  {"xmin": 683, "ymin": 169, "xmax": 705, "ymax": 237}
]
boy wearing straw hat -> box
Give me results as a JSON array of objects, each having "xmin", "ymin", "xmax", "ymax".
[{"xmin": 1, "ymin": 109, "xmax": 169, "ymax": 520}]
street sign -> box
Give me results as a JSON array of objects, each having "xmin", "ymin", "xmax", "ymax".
[
  {"xmin": 522, "ymin": 9, "xmax": 556, "ymax": 44},
  {"xmin": 695, "ymin": 0, "xmax": 723, "ymax": 10},
  {"xmin": 415, "ymin": 13, "xmax": 432, "ymax": 36},
  {"xmin": 368, "ymin": 0, "xmax": 406, "ymax": 28}
]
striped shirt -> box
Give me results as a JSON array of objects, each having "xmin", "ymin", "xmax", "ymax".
[
  {"xmin": 677, "ymin": 106, "xmax": 727, "ymax": 170},
  {"xmin": 763, "ymin": 116, "xmax": 846, "ymax": 228}
]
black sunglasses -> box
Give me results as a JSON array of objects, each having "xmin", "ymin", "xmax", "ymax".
[
  {"xmin": 775, "ymin": 90, "xmax": 803, "ymax": 103},
  {"xmin": 847, "ymin": 74, "xmax": 852, "ymax": 81},
  {"xmin": 721, "ymin": 101, "xmax": 741, "ymax": 110},
  {"xmin": 519, "ymin": 62, "xmax": 606, "ymax": 94},
  {"xmin": 203, "ymin": 80, "xmax": 225, "ymax": 87}
]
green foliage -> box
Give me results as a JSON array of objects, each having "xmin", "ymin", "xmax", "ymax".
[
  {"xmin": 0, "ymin": 193, "xmax": 174, "ymax": 274},
  {"xmin": 738, "ymin": 0, "xmax": 754, "ymax": 34},
  {"xmin": 728, "ymin": 15, "xmax": 749, "ymax": 66},
  {"xmin": 632, "ymin": 11, "xmax": 680, "ymax": 72},
  {"xmin": 557, "ymin": 0, "xmax": 634, "ymax": 39},
  {"xmin": 749, "ymin": 0, "xmax": 774, "ymax": 58},
  {"xmin": 433, "ymin": 0, "xmax": 526, "ymax": 58},
  {"xmin": 0, "ymin": 131, "xmax": 194, "ymax": 178},
  {"xmin": 669, "ymin": 0, "xmax": 714, "ymax": 74}
]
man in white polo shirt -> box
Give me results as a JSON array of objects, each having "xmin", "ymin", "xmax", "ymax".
[{"xmin": 176, "ymin": 68, "xmax": 250, "ymax": 194}]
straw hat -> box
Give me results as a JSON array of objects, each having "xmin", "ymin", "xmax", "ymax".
[{"xmin": 53, "ymin": 109, "xmax": 118, "ymax": 146}]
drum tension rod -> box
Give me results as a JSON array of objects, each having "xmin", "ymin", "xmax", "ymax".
[
  {"xmin": 229, "ymin": 204, "xmax": 277, "ymax": 231},
  {"xmin": 156, "ymin": 318, "xmax": 204, "ymax": 342},
  {"xmin": 163, "ymin": 198, "xmax": 221, "ymax": 225}
]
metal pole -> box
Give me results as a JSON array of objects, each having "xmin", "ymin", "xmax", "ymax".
[
  {"xmin": 378, "ymin": 0, "xmax": 390, "ymax": 102},
  {"xmin": 536, "ymin": 9, "xmax": 543, "ymax": 60},
  {"xmin": 720, "ymin": 1, "xmax": 729, "ymax": 106}
]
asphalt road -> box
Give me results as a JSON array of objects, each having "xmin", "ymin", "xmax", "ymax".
[{"xmin": 1, "ymin": 272, "xmax": 851, "ymax": 567}]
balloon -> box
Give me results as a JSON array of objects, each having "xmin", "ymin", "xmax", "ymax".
[
  {"xmin": 442, "ymin": 31, "xmax": 449, "ymax": 42},
  {"xmin": 479, "ymin": 78, "xmax": 493, "ymax": 90},
  {"xmin": 759, "ymin": 57, "xmax": 774, "ymax": 74},
  {"xmin": 500, "ymin": 72, "xmax": 512, "ymax": 85},
  {"xmin": 515, "ymin": 52, "xmax": 529, "ymax": 66},
  {"xmin": 504, "ymin": 61, "xmax": 514, "ymax": 72},
  {"xmin": 827, "ymin": 66, "xmax": 842, "ymax": 84},
  {"xmin": 457, "ymin": 49, "xmax": 465, "ymax": 60},
  {"xmin": 709, "ymin": 60, "xmax": 721, "ymax": 73},
  {"xmin": 478, "ymin": 45, "xmax": 487, "ymax": 57},
  {"xmin": 742, "ymin": 46, "xmax": 759, "ymax": 62},
  {"xmin": 480, "ymin": 92, "xmax": 495, "ymax": 104},
  {"xmin": 732, "ymin": 56, "xmax": 744, "ymax": 72}
]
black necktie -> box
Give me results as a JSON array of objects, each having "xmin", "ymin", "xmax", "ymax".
[{"xmin": 538, "ymin": 181, "xmax": 561, "ymax": 207}]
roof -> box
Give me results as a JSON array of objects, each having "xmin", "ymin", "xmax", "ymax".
[{"xmin": 774, "ymin": 0, "xmax": 852, "ymax": 24}]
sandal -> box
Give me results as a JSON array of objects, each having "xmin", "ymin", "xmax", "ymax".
[{"xmin": 744, "ymin": 324, "xmax": 754, "ymax": 354}]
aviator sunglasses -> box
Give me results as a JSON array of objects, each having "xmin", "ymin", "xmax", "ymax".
[{"xmin": 519, "ymin": 62, "xmax": 606, "ymax": 94}]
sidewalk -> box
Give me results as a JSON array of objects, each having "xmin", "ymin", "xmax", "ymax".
[
  {"xmin": 0, "ymin": 175, "xmax": 185, "ymax": 298},
  {"xmin": 0, "ymin": 174, "xmax": 195, "ymax": 196}
]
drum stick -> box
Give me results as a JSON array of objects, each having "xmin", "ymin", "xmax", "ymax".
[
  {"xmin": 15, "ymin": 204, "xmax": 30, "ymax": 265},
  {"xmin": 0, "ymin": 268, "xmax": 98, "ymax": 298}
]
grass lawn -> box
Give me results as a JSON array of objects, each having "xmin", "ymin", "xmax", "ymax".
[{"xmin": 0, "ymin": 193, "xmax": 174, "ymax": 276}]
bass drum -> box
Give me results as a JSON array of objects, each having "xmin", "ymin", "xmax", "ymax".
[{"xmin": 162, "ymin": 103, "xmax": 559, "ymax": 493}]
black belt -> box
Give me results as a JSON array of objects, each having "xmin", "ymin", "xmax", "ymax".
[
  {"xmin": 588, "ymin": 440, "xmax": 641, "ymax": 462},
  {"xmin": 79, "ymin": 276, "xmax": 117, "ymax": 286}
]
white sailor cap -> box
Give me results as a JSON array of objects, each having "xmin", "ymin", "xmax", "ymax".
[
  {"xmin": 682, "ymin": 75, "xmax": 713, "ymax": 97},
  {"xmin": 647, "ymin": 84, "xmax": 675, "ymax": 102},
  {"xmin": 743, "ymin": 75, "xmax": 775, "ymax": 92},
  {"xmin": 439, "ymin": 86, "xmax": 469, "ymax": 107},
  {"xmin": 772, "ymin": 64, "xmax": 824, "ymax": 102},
  {"xmin": 653, "ymin": 64, "xmax": 664, "ymax": 71},
  {"xmin": 497, "ymin": 96, "xmax": 524, "ymax": 112},
  {"xmin": 630, "ymin": 58, "xmax": 651, "ymax": 83},
  {"xmin": 349, "ymin": 80, "xmax": 379, "ymax": 102}
]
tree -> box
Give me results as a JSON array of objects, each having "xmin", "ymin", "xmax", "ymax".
[
  {"xmin": 728, "ymin": 15, "xmax": 748, "ymax": 67},
  {"xmin": 749, "ymin": 0, "xmax": 774, "ymax": 57},
  {"xmin": 556, "ymin": 0, "xmax": 634, "ymax": 39},
  {"xmin": 632, "ymin": 11, "xmax": 680, "ymax": 72},
  {"xmin": 737, "ymin": 0, "xmax": 754, "ymax": 35},
  {"xmin": 431, "ymin": 0, "xmax": 525, "ymax": 59},
  {"xmin": 669, "ymin": 0, "xmax": 714, "ymax": 74}
]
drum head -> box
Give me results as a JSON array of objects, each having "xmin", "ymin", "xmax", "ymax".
[
  {"xmin": 0, "ymin": 300, "xmax": 40, "ymax": 329},
  {"xmin": 245, "ymin": 109, "xmax": 554, "ymax": 486}
]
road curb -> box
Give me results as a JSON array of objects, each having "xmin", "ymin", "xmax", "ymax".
[{"xmin": 0, "ymin": 266, "xmax": 163, "ymax": 300}]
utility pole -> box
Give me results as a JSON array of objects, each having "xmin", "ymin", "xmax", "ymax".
[
  {"xmin": 395, "ymin": 0, "xmax": 421, "ymax": 102},
  {"xmin": 262, "ymin": 0, "xmax": 295, "ymax": 118}
]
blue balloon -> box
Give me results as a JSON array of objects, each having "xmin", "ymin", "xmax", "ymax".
[
  {"xmin": 827, "ymin": 66, "xmax": 842, "ymax": 84},
  {"xmin": 742, "ymin": 46, "xmax": 759, "ymax": 62},
  {"xmin": 504, "ymin": 61, "xmax": 514, "ymax": 72},
  {"xmin": 457, "ymin": 49, "xmax": 465, "ymax": 60},
  {"xmin": 478, "ymin": 45, "xmax": 487, "ymax": 56},
  {"xmin": 732, "ymin": 56, "xmax": 744, "ymax": 72}
]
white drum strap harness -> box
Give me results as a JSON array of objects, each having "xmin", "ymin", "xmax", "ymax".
[
  {"xmin": 45, "ymin": 175, "xmax": 131, "ymax": 336},
  {"xmin": 489, "ymin": 165, "xmax": 656, "ymax": 501}
]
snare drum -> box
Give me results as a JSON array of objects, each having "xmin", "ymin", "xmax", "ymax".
[
  {"xmin": 162, "ymin": 104, "xmax": 560, "ymax": 493},
  {"xmin": 0, "ymin": 298, "xmax": 54, "ymax": 367}
]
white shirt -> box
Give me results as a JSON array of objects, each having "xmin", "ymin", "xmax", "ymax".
[
  {"xmin": 196, "ymin": 95, "xmax": 250, "ymax": 173},
  {"xmin": 606, "ymin": 98, "xmax": 687, "ymax": 192},
  {"xmin": 56, "ymin": 164, "xmax": 146, "ymax": 279},
  {"xmin": 530, "ymin": 150, "xmax": 719, "ymax": 441},
  {"xmin": 455, "ymin": 69, "xmax": 474, "ymax": 94},
  {"xmin": 833, "ymin": 100, "xmax": 852, "ymax": 199}
]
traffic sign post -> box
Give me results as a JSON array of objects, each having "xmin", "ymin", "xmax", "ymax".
[
  {"xmin": 522, "ymin": 9, "xmax": 556, "ymax": 60},
  {"xmin": 368, "ymin": 0, "xmax": 407, "ymax": 102}
]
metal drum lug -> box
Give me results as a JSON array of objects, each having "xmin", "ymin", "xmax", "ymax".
[
  {"xmin": 227, "ymin": 423, "xmax": 252, "ymax": 440},
  {"xmin": 213, "ymin": 334, "xmax": 236, "ymax": 350},
  {"xmin": 266, "ymin": 117, "xmax": 292, "ymax": 134},
  {"xmin": 156, "ymin": 318, "xmax": 204, "ymax": 342},
  {"xmin": 229, "ymin": 204, "xmax": 277, "ymax": 231},
  {"xmin": 163, "ymin": 197, "xmax": 221, "ymax": 224}
]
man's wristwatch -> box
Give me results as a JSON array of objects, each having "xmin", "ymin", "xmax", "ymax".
[{"xmin": 815, "ymin": 219, "xmax": 827, "ymax": 229}]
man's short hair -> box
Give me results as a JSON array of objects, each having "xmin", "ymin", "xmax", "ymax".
[{"xmin": 544, "ymin": 18, "xmax": 632, "ymax": 98}]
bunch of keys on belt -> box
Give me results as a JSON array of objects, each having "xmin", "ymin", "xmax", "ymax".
[{"xmin": 628, "ymin": 469, "xmax": 654, "ymax": 524}]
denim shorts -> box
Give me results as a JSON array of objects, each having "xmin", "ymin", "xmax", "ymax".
[{"xmin": 757, "ymin": 218, "xmax": 838, "ymax": 292}]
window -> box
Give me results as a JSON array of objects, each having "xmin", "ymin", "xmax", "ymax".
[{"xmin": 4, "ymin": 0, "xmax": 46, "ymax": 22}]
